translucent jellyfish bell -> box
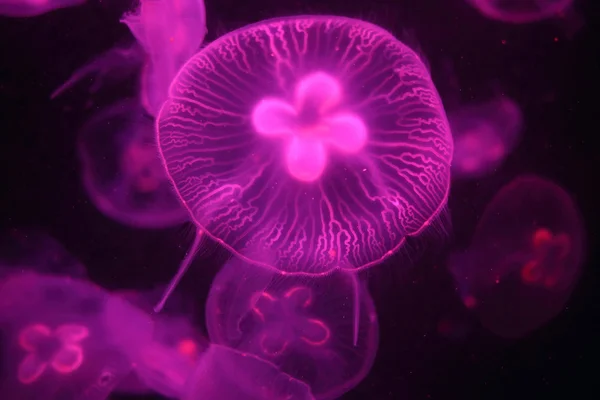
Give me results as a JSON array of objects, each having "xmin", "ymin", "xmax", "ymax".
[
  {"xmin": 448, "ymin": 175, "xmax": 585, "ymax": 338},
  {"xmin": 182, "ymin": 344, "xmax": 315, "ymax": 400},
  {"xmin": 206, "ymin": 255, "xmax": 379, "ymax": 399},
  {"xmin": 0, "ymin": 0, "xmax": 85, "ymax": 17},
  {"xmin": 121, "ymin": 0, "xmax": 207, "ymax": 117},
  {"xmin": 449, "ymin": 97, "xmax": 522, "ymax": 180},
  {"xmin": 466, "ymin": 0, "xmax": 574, "ymax": 24},
  {"xmin": 78, "ymin": 99, "xmax": 187, "ymax": 229},
  {"xmin": 157, "ymin": 15, "xmax": 453, "ymax": 276},
  {"xmin": 0, "ymin": 272, "xmax": 132, "ymax": 399}
]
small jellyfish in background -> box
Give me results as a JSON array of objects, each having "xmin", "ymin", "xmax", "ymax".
[
  {"xmin": 0, "ymin": 0, "xmax": 85, "ymax": 18},
  {"xmin": 449, "ymin": 97, "xmax": 522, "ymax": 180},
  {"xmin": 78, "ymin": 99, "xmax": 188, "ymax": 229},
  {"xmin": 448, "ymin": 175, "xmax": 585, "ymax": 338},
  {"xmin": 205, "ymin": 255, "xmax": 379, "ymax": 399},
  {"xmin": 121, "ymin": 0, "xmax": 208, "ymax": 116},
  {"xmin": 182, "ymin": 344, "xmax": 315, "ymax": 400},
  {"xmin": 465, "ymin": 0, "xmax": 574, "ymax": 24},
  {"xmin": 157, "ymin": 15, "xmax": 453, "ymax": 277},
  {"xmin": 0, "ymin": 271, "xmax": 133, "ymax": 399},
  {"xmin": 108, "ymin": 288, "xmax": 208, "ymax": 399}
]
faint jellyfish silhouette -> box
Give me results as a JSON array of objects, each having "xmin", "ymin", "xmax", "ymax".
[
  {"xmin": 0, "ymin": 0, "xmax": 85, "ymax": 17},
  {"xmin": 155, "ymin": 16, "xmax": 453, "ymax": 306},
  {"xmin": 206, "ymin": 255, "xmax": 379, "ymax": 399},
  {"xmin": 107, "ymin": 287, "xmax": 208, "ymax": 398},
  {"xmin": 0, "ymin": 229, "xmax": 86, "ymax": 278},
  {"xmin": 465, "ymin": 0, "xmax": 574, "ymax": 24},
  {"xmin": 0, "ymin": 271, "xmax": 132, "ymax": 399},
  {"xmin": 182, "ymin": 344, "xmax": 315, "ymax": 400},
  {"xmin": 78, "ymin": 99, "xmax": 188, "ymax": 229},
  {"xmin": 449, "ymin": 97, "xmax": 522, "ymax": 180},
  {"xmin": 448, "ymin": 175, "xmax": 585, "ymax": 338},
  {"xmin": 121, "ymin": 0, "xmax": 207, "ymax": 117}
]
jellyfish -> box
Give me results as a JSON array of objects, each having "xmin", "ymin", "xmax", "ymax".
[
  {"xmin": 465, "ymin": 0, "xmax": 574, "ymax": 24},
  {"xmin": 78, "ymin": 99, "xmax": 188, "ymax": 229},
  {"xmin": 0, "ymin": 271, "xmax": 133, "ymax": 399},
  {"xmin": 205, "ymin": 255, "xmax": 379, "ymax": 399},
  {"xmin": 107, "ymin": 288, "xmax": 208, "ymax": 398},
  {"xmin": 448, "ymin": 175, "xmax": 585, "ymax": 338},
  {"xmin": 156, "ymin": 15, "xmax": 453, "ymax": 288},
  {"xmin": 182, "ymin": 344, "xmax": 315, "ymax": 400},
  {"xmin": 121, "ymin": 0, "xmax": 207, "ymax": 117},
  {"xmin": 449, "ymin": 97, "xmax": 522, "ymax": 180},
  {"xmin": 0, "ymin": 0, "xmax": 85, "ymax": 17}
]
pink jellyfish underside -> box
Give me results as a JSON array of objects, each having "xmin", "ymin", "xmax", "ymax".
[
  {"xmin": 466, "ymin": 0, "xmax": 573, "ymax": 24},
  {"xmin": 157, "ymin": 15, "xmax": 453, "ymax": 275},
  {"xmin": 450, "ymin": 97, "xmax": 522, "ymax": 179},
  {"xmin": 205, "ymin": 255, "xmax": 379, "ymax": 400},
  {"xmin": 78, "ymin": 99, "xmax": 187, "ymax": 229},
  {"xmin": 0, "ymin": 0, "xmax": 85, "ymax": 17},
  {"xmin": 182, "ymin": 344, "xmax": 315, "ymax": 400},
  {"xmin": 0, "ymin": 271, "xmax": 133, "ymax": 399},
  {"xmin": 121, "ymin": 0, "xmax": 207, "ymax": 117},
  {"xmin": 449, "ymin": 175, "xmax": 584, "ymax": 338}
]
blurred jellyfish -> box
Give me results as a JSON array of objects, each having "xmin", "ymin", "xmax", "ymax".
[
  {"xmin": 449, "ymin": 97, "xmax": 522, "ymax": 180},
  {"xmin": 156, "ymin": 15, "xmax": 453, "ymax": 288},
  {"xmin": 205, "ymin": 255, "xmax": 379, "ymax": 399},
  {"xmin": 0, "ymin": 0, "xmax": 85, "ymax": 17},
  {"xmin": 448, "ymin": 175, "xmax": 585, "ymax": 338},
  {"xmin": 108, "ymin": 287, "xmax": 208, "ymax": 398},
  {"xmin": 465, "ymin": 0, "xmax": 574, "ymax": 24},
  {"xmin": 0, "ymin": 229, "xmax": 86, "ymax": 278},
  {"xmin": 0, "ymin": 271, "xmax": 133, "ymax": 399},
  {"xmin": 182, "ymin": 344, "xmax": 315, "ymax": 400},
  {"xmin": 121, "ymin": 0, "xmax": 208, "ymax": 116},
  {"xmin": 78, "ymin": 99, "xmax": 188, "ymax": 229}
]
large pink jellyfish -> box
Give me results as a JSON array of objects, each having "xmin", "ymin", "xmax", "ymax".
[
  {"xmin": 0, "ymin": 271, "xmax": 133, "ymax": 399},
  {"xmin": 205, "ymin": 256, "xmax": 379, "ymax": 399},
  {"xmin": 448, "ymin": 175, "xmax": 585, "ymax": 338},
  {"xmin": 78, "ymin": 99, "xmax": 188, "ymax": 229},
  {"xmin": 157, "ymin": 15, "xmax": 453, "ymax": 277},
  {"xmin": 450, "ymin": 96, "xmax": 522, "ymax": 180},
  {"xmin": 466, "ymin": 0, "xmax": 574, "ymax": 24},
  {"xmin": 0, "ymin": 0, "xmax": 85, "ymax": 17},
  {"xmin": 182, "ymin": 344, "xmax": 315, "ymax": 400}
]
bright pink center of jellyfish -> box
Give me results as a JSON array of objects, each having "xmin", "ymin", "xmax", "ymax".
[
  {"xmin": 205, "ymin": 254, "xmax": 379, "ymax": 399},
  {"xmin": 157, "ymin": 15, "xmax": 453, "ymax": 274}
]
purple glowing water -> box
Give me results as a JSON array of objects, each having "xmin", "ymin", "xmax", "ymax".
[
  {"xmin": 182, "ymin": 344, "xmax": 315, "ymax": 400},
  {"xmin": 206, "ymin": 256, "xmax": 379, "ymax": 399},
  {"xmin": 78, "ymin": 99, "xmax": 187, "ymax": 229},
  {"xmin": 466, "ymin": 0, "xmax": 573, "ymax": 24},
  {"xmin": 157, "ymin": 15, "xmax": 453, "ymax": 274},
  {"xmin": 448, "ymin": 175, "xmax": 585, "ymax": 338},
  {"xmin": 0, "ymin": 0, "xmax": 85, "ymax": 17},
  {"xmin": 0, "ymin": 271, "xmax": 131, "ymax": 399},
  {"xmin": 450, "ymin": 97, "xmax": 522, "ymax": 180}
]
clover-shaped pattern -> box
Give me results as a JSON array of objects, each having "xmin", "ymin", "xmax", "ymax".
[
  {"xmin": 17, "ymin": 323, "xmax": 89, "ymax": 384},
  {"xmin": 520, "ymin": 227, "xmax": 571, "ymax": 289},
  {"xmin": 251, "ymin": 71, "xmax": 368, "ymax": 182},
  {"xmin": 250, "ymin": 286, "xmax": 331, "ymax": 357}
]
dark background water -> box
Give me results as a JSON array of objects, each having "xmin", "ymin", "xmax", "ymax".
[{"xmin": 0, "ymin": 0, "xmax": 597, "ymax": 398}]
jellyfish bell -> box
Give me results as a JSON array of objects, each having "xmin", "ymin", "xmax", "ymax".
[
  {"xmin": 0, "ymin": 271, "xmax": 132, "ymax": 399},
  {"xmin": 466, "ymin": 0, "xmax": 574, "ymax": 24},
  {"xmin": 0, "ymin": 0, "xmax": 85, "ymax": 18},
  {"xmin": 156, "ymin": 14, "xmax": 452, "ymax": 286},
  {"xmin": 78, "ymin": 99, "xmax": 187, "ymax": 229},
  {"xmin": 449, "ymin": 96, "xmax": 522, "ymax": 180},
  {"xmin": 448, "ymin": 174, "xmax": 585, "ymax": 338},
  {"xmin": 182, "ymin": 343, "xmax": 315, "ymax": 400},
  {"xmin": 206, "ymin": 255, "xmax": 379, "ymax": 399}
]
